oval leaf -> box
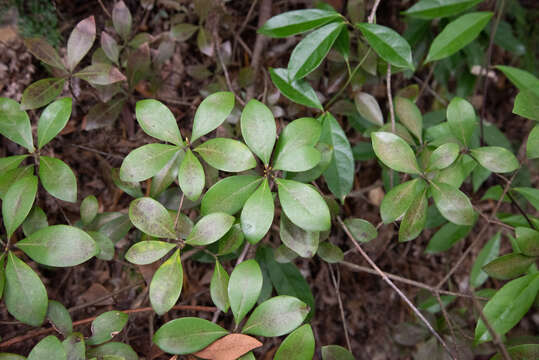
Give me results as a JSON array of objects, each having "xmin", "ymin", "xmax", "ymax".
[
  {"xmin": 395, "ymin": 96, "xmax": 422, "ymax": 142},
  {"xmin": 210, "ymin": 260, "xmax": 230, "ymax": 312},
  {"xmin": 129, "ymin": 197, "xmax": 175, "ymax": 238},
  {"xmin": 87, "ymin": 311, "xmax": 128, "ymax": 345},
  {"xmin": 275, "ymin": 324, "xmax": 315, "ymax": 360},
  {"xmin": 125, "ymin": 240, "xmax": 176, "ymax": 265},
  {"xmin": 430, "ymin": 180, "xmax": 475, "ymax": 225},
  {"xmin": 399, "ymin": 188, "xmax": 428, "ymax": 242},
  {"xmin": 195, "ymin": 138, "xmax": 256, "ymax": 172},
  {"xmin": 258, "ymin": 9, "xmax": 341, "ymax": 38},
  {"xmin": 273, "ymin": 117, "xmax": 322, "ymax": 171},
  {"xmin": 241, "ymin": 179, "xmax": 274, "ymax": 244},
  {"xmin": 269, "ymin": 68, "xmax": 323, "ymax": 110},
  {"xmin": 354, "ymin": 92, "xmax": 383, "ymax": 126},
  {"xmin": 470, "ymin": 146, "xmax": 519, "ymax": 173},
  {"xmin": 3, "ymin": 175, "xmax": 37, "ymax": 239},
  {"xmin": 403, "ymin": 0, "xmax": 483, "ymax": 19},
  {"xmin": 317, "ymin": 241, "xmax": 344, "ymax": 263},
  {"xmin": 201, "ymin": 175, "xmax": 263, "ymax": 215},
  {"xmin": 280, "ymin": 213, "xmax": 319, "ymax": 258},
  {"xmin": 120, "ymin": 144, "xmax": 180, "ymax": 182},
  {"xmin": 191, "ymin": 92, "xmax": 235, "ymax": 143},
  {"xmin": 178, "ymin": 149, "xmax": 205, "ymax": 201},
  {"xmin": 344, "ymin": 218, "xmax": 378, "ymax": 243},
  {"xmin": 135, "ymin": 99, "xmax": 182, "ymax": 145},
  {"xmin": 24, "ymin": 38, "xmax": 66, "ymax": 71},
  {"xmin": 80, "ymin": 195, "xmax": 98, "ymax": 226},
  {"xmin": 28, "ymin": 336, "xmax": 66, "ymax": 360},
  {"xmin": 47, "ymin": 300, "xmax": 73, "ymax": 336},
  {"xmin": 482, "ymin": 253, "xmax": 535, "ymax": 280},
  {"xmin": 229, "ymin": 259, "xmax": 263, "ymax": 324},
  {"xmin": 186, "ymin": 212, "xmax": 235, "ymax": 246},
  {"xmin": 67, "ymin": 16, "xmax": 96, "ymax": 71},
  {"xmin": 371, "ymin": 132, "xmax": 420, "ymax": 174},
  {"xmin": 113, "ymin": 1, "xmax": 132, "ymax": 40},
  {"xmin": 37, "ymin": 97, "xmax": 72, "ymax": 149},
  {"xmin": 39, "ymin": 156, "xmax": 77, "ymax": 202},
  {"xmin": 149, "ymin": 249, "xmax": 183, "ymax": 315},
  {"xmin": 21, "ymin": 78, "xmax": 65, "ymax": 110},
  {"xmin": 427, "ymin": 143, "xmax": 460, "ymax": 171},
  {"xmin": 446, "ymin": 96, "xmax": 477, "ymax": 148},
  {"xmin": 0, "ymin": 98, "xmax": 34, "ymax": 151},
  {"xmin": 240, "ymin": 99, "xmax": 276, "ymax": 165}
]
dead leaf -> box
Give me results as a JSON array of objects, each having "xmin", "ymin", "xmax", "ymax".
[
  {"xmin": 193, "ymin": 333, "xmax": 262, "ymax": 360},
  {"xmin": 368, "ymin": 187, "xmax": 384, "ymax": 207}
]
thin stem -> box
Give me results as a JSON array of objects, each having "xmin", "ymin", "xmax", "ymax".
[
  {"xmin": 329, "ymin": 264, "xmax": 352, "ymax": 351},
  {"xmin": 368, "ymin": 0, "xmax": 382, "ymax": 24}
]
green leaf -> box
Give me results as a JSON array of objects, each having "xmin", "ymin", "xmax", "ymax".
[
  {"xmin": 80, "ymin": 195, "xmax": 98, "ymax": 226},
  {"xmin": 288, "ymin": 22, "xmax": 345, "ymax": 80},
  {"xmin": 470, "ymin": 232, "xmax": 501, "ymax": 288},
  {"xmin": 286, "ymin": 143, "xmax": 333, "ymax": 183},
  {"xmin": 66, "ymin": 16, "xmax": 96, "ymax": 71},
  {"xmin": 427, "ymin": 143, "xmax": 460, "ymax": 171},
  {"xmin": 191, "ymin": 92, "xmax": 235, "ymax": 142},
  {"xmin": 125, "ymin": 240, "xmax": 176, "ymax": 265},
  {"xmin": 0, "ymin": 166, "xmax": 34, "ymax": 200},
  {"xmin": 135, "ymin": 99, "xmax": 183, "ymax": 145},
  {"xmin": 470, "ymin": 146, "xmax": 519, "ymax": 173},
  {"xmin": 21, "ymin": 77, "xmax": 65, "ymax": 110},
  {"xmin": 426, "ymin": 12, "xmax": 493, "ymax": 63},
  {"xmin": 275, "ymin": 245, "xmax": 298, "ymax": 263},
  {"xmin": 395, "ymin": 96, "xmax": 422, "ymax": 142},
  {"xmin": 371, "ymin": 132, "xmax": 420, "ymax": 174},
  {"xmin": 482, "ymin": 253, "xmax": 535, "ymax": 280},
  {"xmin": 426, "ymin": 222, "xmax": 473, "ymax": 253},
  {"xmin": 399, "ymin": 188, "xmax": 427, "ymax": 242},
  {"xmin": 513, "ymin": 90, "xmax": 539, "ymax": 121},
  {"xmin": 381, "ymin": 178, "xmax": 424, "ymax": 223},
  {"xmin": 495, "ymin": 66, "xmax": 539, "ymax": 97},
  {"xmin": 430, "ymin": 180, "xmax": 475, "ymax": 225},
  {"xmin": 201, "ymin": 175, "xmax": 263, "ymax": 215},
  {"xmin": 317, "ymin": 242, "xmax": 344, "ymax": 263},
  {"xmin": 475, "ymin": 273, "xmax": 539, "ymax": 343},
  {"xmin": 434, "ymin": 154, "xmax": 477, "ymax": 188},
  {"xmin": 87, "ymin": 311, "xmax": 128, "ymax": 345},
  {"xmin": 24, "ymin": 38, "xmax": 66, "ymax": 71},
  {"xmin": 149, "ymin": 249, "xmax": 183, "ymax": 315},
  {"xmin": 228, "ymin": 259, "xmax": 263, "ymax": 324},
  {"xmin": 37, "ymin": 97, "xmax": 72, "ymax": 149},
  {"xmin": 74, "ymin": 63, "xmax": 126, "ymax": 85},
  {"xmin": 280, "ymin": 213, "xmax": 319, "ymax": 258},
  {"xmin": 3, "ymin": 175, "xmax": 37, "ymax": 239},
  {"xmin": 47, "ymin": 300, "xmax": 73, "ymax": 336},
  {"xmin": 269, "ymin": 68, "xmax": 323, "ymax": 110},
  {"xmin": 171, "ymin": 23, "xmax": 198, "ymax": 41},
  {"xmin": 490, "ymin": 344, "xmax": 539, "ymax": 360},
  {"xmin": 210, "ymin": 260, "xmax": 230, "ymax": 312},
  {"xmin": 240, "ymin": 99, "xmax": 276, "ymax": 165},
  {"xmin": 150, "ymin": 149, "xmax": 184, "ymax": 198},
  {"xmin": 0, "ymin": 98, "xmax": 34, "ymax": 151},
  {"xmin": 120, "ymin": 144, "xmax": 180, "ymax": 182},
  {"xmin": 258, "ymin": 9, "xmax": 341, "ymax": 38},
  {"xmin": 0, "ymin": 354, "xmax": 25, "ymax": 360},
  {"xmin": 129, "ymin": 197, "xmax": 176, "ymax": 238},
  {"xmin": 0, "ymin": 155, "xmax": 28, "ymax": 173},
  {"xmin": 274, "ymin": 324, "xmax": 315, "ymax": 360},
  {"xmin": 101, "ymin": 31, "xmax": 120, "ymax": 64},
  {"xmin": 112, "ymin": 1, "xmax": 132, "ymax": 40},
  {"xmin": 154, "ymin": 317, "xmax": 228, "ymax": 355},
  {"xmin": 0, "ymin": 254, "xmax": 5, "ymax": 299},
  {"xmin": 17, "ymin": 225, "xmax": 97, "ymax": 266},
  {"xmin": 354, "ymin": 92, "xmax": 383, "ymax": 126},
  {"xmin": 186, "ymin": 213, "xmax": 235, "ymax": 246},
  {"xmin": 321, "ymin": 345, "xmax": 355, "ymax": 360},
  {"xmin": 241, "ymin": 179, "xmax": 274, "ymax": 244},
  {"xmin": 195, "ymin": 138, "xmax": 256, "ymax": 172},
  {"xmin": 343, "ymin": 218, "xmax": 377, "ymax": 243},
  {"xmin": 356, "ymin": 23, "xmax": 414, "ymax": 70},
  {"xmin": 276, "ymin": 178, "xmax": 330, "ymax": 232},
  {"xmin": 320, "ymin": 113, "xmax": 354, "ymax": 200},
  {"xmin": 273, "ymin": 117, "xmax": 322, "ymax": 172},
  {"xmin": 5, "ymin": 252, "xmax": 48, "ymax": 326},
  {"xmin": 403, "ymin": 0, "xmax": 483, "ymax": 19},
  {"xmin": 39, "ymin": 156, "xmax": 77, "ymax": 202},
  {"xmin": 86, "ymin": 342, "xmax": 138, "ymax": 360},
  {"xmin": 515, "ymin": 227, "xmax": 539, "ymax": 257},
  {"xmin": 177, "ymin": 149, "xmax": 205, "ymax": 201},
  {"xmin": 62, "ymin": 332, "xmax": 85, "ymax": 360},
  {"xmin": 446, "ymin": 97, "xmax": 477, "ymax": 148},
  {"xmin": 242, "ymin": 295, "xmax": 309, "ymax": 337},
  {"xmin": 527, "ymin": 125, "xmax": 539, "ymax": 159},
  {"xmin": 28, "ymin": 336, "xmax": 66, "ymax": 360},
  {"xmin": 111, "ymin": 168, "xmax": 143, "ymax": 198}
]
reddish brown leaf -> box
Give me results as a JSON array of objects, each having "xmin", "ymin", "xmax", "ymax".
[
  {"xmin": 112, "ymin": 1, "xmax": 133, "ymax": 40},
  {"xmin": 194, "ymin": 334, "xmax": 262, "ymax": 360},
  {"xmin": 24, "ymin": 38, "xmax": 66, "ymax": 71},
  {"xmin": 74, "ymin": 63, "xmax": 126, "ymax": 86},
  {"xmin": 66, "ymin": 16, "xmax": 96, "ymax": 71}
]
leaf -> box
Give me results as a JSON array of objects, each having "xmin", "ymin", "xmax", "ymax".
[
  {"xmin": 17, "ymin": 225, "xmax": 97, "ymax": 267},
  {"xmin": 430, "ymin": 180, "xmax": 475, "ymax": 225},
  {"xmin": 0, "ymin": 155, "xmax": 28, "ymax": 173},
  {"xmin": 149, "ymin": 249, "xmax": 183, "ymax": 315},
  {"xmin": 321, "ymin": 345, "xmax": 355, "ymax": 360},
  {"xmin": 191, "ymin": 92, "xmax": 235, "ymax": 142},
  {"xmin": 153, "ymin": 317, "xmax": 228, "ymax": 354},
  {"xmin": 354, "ymin": 92, "xmax": 383, "ymax": 126},
  {"xmin": 4, "ymin": 252, "xmax": 48, "ymax": 326},
  {"xmin": 0, "ymin": 165, "xmax": 34, "ymax": 200},
  {"xmin": 150, "ymin": 150, "xmax": 184, "ymax": 198},
  {"xmin": 344, "ymin": 218, "xmax": 377, "ymax": 243},
  {"xmin": 490, "ymin": 344, "xmax": 539, "ymax": 360},
  {"xmin": 0, "ymin": 98, "xmax": 34, "ymax": 151},
  {"xmin": 74, "ymin": 63, "xmax": 126, "ymax": 85},
  {"xmin": 274, "ymin": 324, "xmax": 315, "ymax": 360},
  {"xmin": 317, "ymin": 242, "xmax": 344, "ymax": 263},
  {"xmin": 66, "ymin": 16, "xmax": 96, "ymax": 71},
  {"xmin": 286, "ymin": 143, "xmax": 333, "ymax": 183},
  {"xmin": 258, "ymin": 9, "xmax": 341, "ymax": 38},
  {"xmin": 482, "ymin": 253, "xmax": 535, "ymax": 280},
  {"xmin": 269, "ymin": 68, "xmax": 323, "ymax": 110},
  {"xmin": 101, "ymin": 32, "xmax": 120, "ymax": 64},
  {"xmin": 135, "ymin": 99, "xmax": 183, "ymax": 145},
  {"xmin": 241, "ymin": 179, "xmax": 274, "ymax": 244},
  {"xmin": 87, "ymin": 311, "xmax": 128, "ymax": 345},
  {"xmin": 129, "ymin": 197, "xmax": 176, "ymax": 238},
  {"xmin": 470, "ymin": 232, "xmax": 501, "ymax": 288},
  {"xmin": 426, "ymin": 12, "xmax": 493, "ymax": 63},
  {"xmin": 320, "ymin": 113, "xmax": 354, "ymax": 201},
  {"xmin": 426, "ymin": 222, "xmax": 473, "ymax": 253},
  {"xmin": 395, "ymin": 96, "xmax": 422, "ymax": 142},
  {"xmin": 228, "ymin": 259, "xmax": 263, "ymax": 324},
  {"xmin": 111, "ymin": 168, "xmax": 143, "ymax": 198},
  {"xmin": 173, "ymin": 150, "xmax": 204, "ymax": 202},
  {"xmin": 475, "ymin": 273, "xmax": 539, "ymax": 343},
  {"xmin": 495, "ymin": 66, "xmax": 539, "ymax": 97},
  {"xmin": 21, "ymin": 77, "xmax": 65, "ymax": 110},
  {"xmin": 240, "ymin": 99, "xmax": 276, "ymax": 165},
  {"xmin": 120, "ymin": 144, "xmax": 180, "ymax": 182},
  {"xmin": 197, "ymin": 27, "xmax": 213, "ymax": 57},
  {"xmin": 0, "ymin": 354, "xmax": 25, "ymax": 360},
  {"xmin": 217, "ymin": 224, "xmax": 245, "ymax": 256},
  {"xmin": 280, "ymin": 213, "xmax": 319, "ymax": 258},
  {"xmin": 39, "ymin": 156, "xmax": 77, "ymax": 202},
  {"xmin": 515, "ymin": 227, "xmax": 539, "ymax": 256},
  {"xmin": 171, "ymin": 23, "xmax": 199, "ymax": 41},
  {"xmin": 403, "ymin": 0, "xmax": 483, "ymax": 19},
  {"xmin": 80, "ymin": 195, "xmax": 98, "ymax": 226},
  {"xmin": 194, "ymin": 334, "xmax": 262, "ymax": 360},
  {"xmin": 28, "ymin": 336, "xmax": 66, "ymax": 360},
  {"xmin": 125, "ymin": 240, "xmax": 176, "ymax": 265},
  {"xmin": 527, "ymin": 125, "xmax": 539, "ymax": 159},
  {"xmin": 513, "ymin": 90, "xmax": 539, "ymax": 121},
  {"xmin": 334, "ymin": 26, "xmax": 350, "ymax": 60},
  {"xmin": 210, "ymin": 260, "xmax": 230, "ymax": 312},
  {"xmin": 195, "ymin": 138, "xmax": 256, "ymax": 172},
  {"xmin": 470, "ymin": 146, "xmax": 519, "ymax": 173},
  {"xmin": 201, "ymin": 175, "xmax": 263, "ymax": 215},
  {"xmin": 242, "ymin": 295, "xmax": 309, "ymax": 337},
  {"xmin": 85, "ymin": 97, "xmax": 125, "ymax": 130},
  {"xmin": 112, "ymin": 1, "xmax": 132, "ymax": 40},
  {"xmin": 427, "ymin": 143, "xmax": 460, "ymax": 171},
  {"xmin": 37, "ymin": 97, "xmax": 72, "ymax": 149},
  {"xmin": 371, "ymin": 132, "xmax": 420, "ymax": 174},
  {"xmin": 86, "ymin": 342, "xmax": 138, "ymax": 360},
  {"xmin": 276, "ymin": 178, "xmax": 331, "ymax": 232},
  {"xmin": 62, "ymin": 332, "xmax": 85, "ymax": 360},
  {"xmin": 47, "ymin": 300, "xmax": 73, "ymax": 336},
  {"xmin": 3, "ymin": 175, "xmax": 37, "ymax": 239},
  {"xmin": 288, "ymin": 22, "xmax": 345, "ymax": 80},
  {"xmin": 89, "ymin": 231, "xmax": 114, "ymax": 261},
  {"xmin": 24, "ymin": 38, "xmax": 66, "ymax": 71},
  {"xmin": 399, "ymin": 188, "xmax": 427, "ymax": 242},
  {"xmin": 186, "ymin": 213, "xmax": 235, "ymax": 246},
  {"xmin": 127, "ymin": 43, "xmax": 151, "ymax": 87}
]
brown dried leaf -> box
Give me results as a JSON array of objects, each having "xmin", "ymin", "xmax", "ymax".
[{"xmin": 193, "ymin": 334, "xmax": 262, "ymax": 360}]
